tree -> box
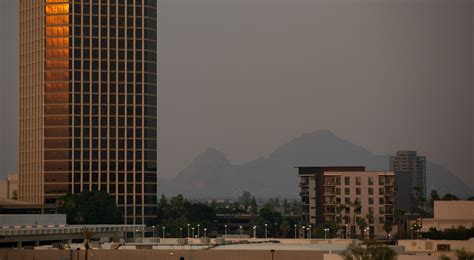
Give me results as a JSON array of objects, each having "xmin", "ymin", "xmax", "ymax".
[
  {"xmin": 430, "ymin": 190, "xmax": 440, "ymax": 209},
  {"xmin": 442, "ymin": 193, "xmax": 459, "ymax": 201},
  {"xmin": 336, "ymin": 204, "xmax": 348, "ymax": 238},
  {"xmin": 340, "ymin": 241, "xmax": 397, "ymax": 260},
  {"xmin": 57, "ymin": 191, "xmax": 122, "ymax": 224},
  {"xmin": 279, "ymin": 220, "xmax": 290, "ymax": 238},
  {"xmin": 349, "ymin": 200, "xmax": 361, "ymax": 238},
  {"xmin": 456, "ymin": 248, "xmax": 474, "ymax": 260},
  {"xmin": 356, "ymin": 218, "xmax": 368, "ymax": 239},
  {"xmin": 250, "ymin": 196, "xmax": 258, "ymax": 215},
  {"xmin": 394, "ymin": 208, "xmax": 405, "ymax": 239},
  {"xmin": 383, "ymin": 220, "xmax": 393, "ymax": 239}
]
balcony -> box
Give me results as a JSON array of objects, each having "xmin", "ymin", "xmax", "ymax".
[
  {"xmin": 300, "ymin": 191, "xmax": 309, "ymax": 196},
  {"xmin": 324, "ymin": 182, "xmax": 336, "ymax": 186},
  {"xmin": 299, "ymin": 182, "xmax": 309, "ymax": 187}
]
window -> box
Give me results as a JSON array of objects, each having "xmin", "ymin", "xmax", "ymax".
[
  {"xmin": 368, "ymin": 177, "xmax": 374, "ymax": 185},
  {"xmin": 369, "ymin": 197, "xmax": 374, "ymax": 205},
  {"xmin": 356, "ymin": 188, "xmax": 361, "ymax": 195},
  {"xmin": 356, "ymin": 177, "xmax": 361, "ymax": 186},
  {"xmin": 368, "ymin": 188, "xmax": 373, "ymax": 195},
  {"xmin": 344, "ymin": 188, "xmax": 350, "ymax": 195}
]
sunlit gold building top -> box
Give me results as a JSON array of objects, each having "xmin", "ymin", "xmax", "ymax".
[{"xmin": 19, "ymin": 0, "xmax": 157, "ymax": 225}]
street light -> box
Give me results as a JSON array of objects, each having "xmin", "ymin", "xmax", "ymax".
[
  {"xmin": 239, "ymin": 226, "xmax": 243, "ymax": 238},
  {"xmin": 294, "ymin": 224, "xmax": 297, "ymax": 239},
  {"xmin": 324, "ymin": 228, "xmax": 330, "ymax": 239},
  {"xmin": 187, "ymin": 224, "xmax": 190, "ymax": 238},
  {"xmin": 162, "ymin": 226, "xmax": 166, "ymax": 239},
  {"xmin": 192, "ymin": 227, "xmax": 195, "ymax": 238},
  {"xmin": 264, "ymin": 224, "xmax": 268, "ymax": 239},
  {"xmin": 308, "ymin": 225, "xmax": 312, "ymax": 240},
  {"xmin": 302, "ymin": 226, "xmax": 306, "ymax": 239},
  {"xmin": 345, "ymin": 224, "xmax": 349, "ymax": 239},
  {"xmin": 180, "ymin": 227, "xmax": 183, "ymax": 238},
  {"xmin": 152, "ymin": 225, "xmax": 155, "ymax": 238},
  {"xmin": 204, "ymin": 228, "xmax": 207, "ymax": 238},
  {"xmin": 224, "ymin": 225, "xmax": 228, "ymax": 239},
  {"xmin": 197, "ymin": 224, "xmax": 200, "ymax": 238},
  {"xmin": 271, "ymin": 249, "xmax": 275, "ymax": 260},
  {"xmin": 253, "ymin": 225, "xmax": 257, "ymax": 238},
  {"xmin": 388, "ymin": 233, "xmax": 391, "ymax": 244}
]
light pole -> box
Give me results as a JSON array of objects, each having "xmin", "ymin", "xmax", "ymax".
[
  {"xmin": 264, "ymin": 224, "xmax": 268, "ymax": 239},
  {"xmin": 162, "ymin": 226, "xmax": 166, "ymax": 239},
  {"xmin": 224, "ymin": 225, "xmax": 228, "ymax": 239},
  {"xmin": 187, "ymin": 224, "xmax": 190, "ymax": 238},
  {"xmin": 192, "ymin": 227, "xmax": 195, "ymax": 238},
  {"xmin": 388, "ymin": 233, "xmax": 391, "ymax": 244},
  {"xmin": 253, "ymin": 226, "xmax": 257, "ymax": 239},
  {"xmin": 345, "ymin": 224, "xmax": 349, "ymax": 239},
  {"xmin": 308, "ymin": 225, "xmax": 312, "ymax": 240},
  {"xmin": 204, "ymin": 228, "xmax": 207, "ymax": 238},
  {"xmin": 324, "ymin": 228, "xmax": 329, "ymax": 239},
  {"xmin": 294, "ymin": 224, "xmax": 297, "ymax": 239},
  {"xmin": 197, "ymin": 224, "xmax": 200, "ymax": 238},
  {"xmin": 152, "ymin": 225, "xmax": 155, "ymax": 238},
  {"xmin": 180, "ymin": 227, "xmax": 183, "ymax": 238},
  {"xmin": 271, "ymin": 249, "xmax": 275, "ymax": 260},
  {"xmin": 302, "ymin": 226, "xmax": 306, "ymax": 239},
  {"xmin": 239, "ymin": 226, "xmax": 243, "ymax": 238}
]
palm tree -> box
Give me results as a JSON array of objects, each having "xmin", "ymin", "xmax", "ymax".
[
  {"xmin": 394, "ymin": 208, "xmax": 405, "ymax": 239},
  {"xmin": 366, "ymin": 213, "xmax": 374, "ymax": 239},
  {"xmin": 82, "ymin": 227, "xmax": 94, "ymax": 260},
  {"xmin": 383, "ymin": 220, "xmax": 393, "ymax": 240},
  {"xmin": 349, "ymin": 200, "xmax": 361, "ymax": 239},
  {"xmin": 336, "ymin": 204, "xmax": 348, "ymax": 238},
  {"xmin": 356, "ymin": 218, "xmax": 368, "ymax": 239}
]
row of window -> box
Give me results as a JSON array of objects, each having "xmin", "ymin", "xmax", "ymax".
[
  {"xmin": 70, "ymin": 60, "xmax": 156, "ymax": 71},
  {"xmin": 70, "ymin": 184, "xmax": 157, "ymax": 194},
  {"xmin": 72, "ymin": 3, "xmax": 157, "ymax": 16},
  {"xmin": 69, "ymin": 83, "xmax": 156, "ymax": 93}
]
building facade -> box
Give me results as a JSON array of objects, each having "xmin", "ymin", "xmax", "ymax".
[
  {"xmin": 298, "ymin": 167, "xmax": 396, "ymax": 238},
  {"xmin": 390, "ymin": 151, "xmax": 426, "ymax": 211},
  {"xmin": 0, "ymin": 174, "xmax": 19, "ymax": 200},
  {"xmin": 19, "ymin": 0, "xmax": 157, "ymax": 225}
]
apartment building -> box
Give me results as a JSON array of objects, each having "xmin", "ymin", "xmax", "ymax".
[
  {"xmin": 390, "ymin": 151, "xmax": 426, "ymax": 211},
  {"xmin": 19, "ymin": 0, "xmax": 157, "ymax": 225},
  {"xmin": 298, "ymin": 167, "xmax": 396, "ymax": 238}
]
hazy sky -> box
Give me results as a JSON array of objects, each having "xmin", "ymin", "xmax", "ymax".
[{"xmin": 0, "ymin": 0, "xmax": 472, "ymax": 188}]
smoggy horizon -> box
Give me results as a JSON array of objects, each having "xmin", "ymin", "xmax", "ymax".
[{"xmin": 0, "ymin": 0, "xmax": 472, "ymax": 188}]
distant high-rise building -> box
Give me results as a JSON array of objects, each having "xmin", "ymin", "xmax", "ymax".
[
  {"xmin": 390, "ymin": 151, "xmax": 426, "ymax": 211},
  {"xmin": 297, "ymin": 166, "xmax": 396, "ymax": 238},
  {"xmin": 19, "ymin": 0, "xmax": 157, "ymax": 225}
]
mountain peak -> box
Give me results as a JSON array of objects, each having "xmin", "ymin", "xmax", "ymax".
[{"xmin": 190, "ymin": 147, "xmax": 231, "ymax": 168}]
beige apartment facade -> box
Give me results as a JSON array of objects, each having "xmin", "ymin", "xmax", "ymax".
[
  {"xmin": 298, "ymin": 167, "xmax": 395, "ymax": 238},
  {"xmin": 19, "ymin": 0, "xmax": 157, "ymax": 225}
]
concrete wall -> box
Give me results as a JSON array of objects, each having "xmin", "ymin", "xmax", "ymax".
[
  {"xmin": 434, "ymin": 201, "xmax": 474, "ymax": 220},
  {"xmin": 0, "ymin": 249, "xmax": 325, "ymax": 260},
  {"xmin": 324, "ymin": 253, "xmax": 449, "ymax": 260},
  {"xmin": 398, "ymin": 238, "xmax": 474, "ymax": 252},
  {"xmin": 0, "ymin": 214, "xmax": 66, "ymax": 226}
]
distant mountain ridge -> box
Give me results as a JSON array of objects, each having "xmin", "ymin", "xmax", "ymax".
[{"xmin": 159, "ymin": 130, "xmax": 473, "ymax": 199}]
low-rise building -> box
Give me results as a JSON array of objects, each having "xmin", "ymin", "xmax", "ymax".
[
  {"xmin": 297, "ymin": 167, "xmax": 396, "ymax": 238},
  {"xmin": 0, "ymin": 173, "xmax": 18, "ymax": 200},
  {"xmin": 419, "ymin": 200, "xmax": 474, "ymax": 232}
]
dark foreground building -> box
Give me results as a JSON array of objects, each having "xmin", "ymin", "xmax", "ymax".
[{"xmin": 19, "ymin": 0, "xmax": 158, "ymax": 225}]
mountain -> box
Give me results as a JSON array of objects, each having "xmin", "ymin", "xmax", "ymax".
[{"xmin": 159, "ymin": 130, "xmax": 473, "ymax": 199}]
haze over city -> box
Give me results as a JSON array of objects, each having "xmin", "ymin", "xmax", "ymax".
[{"xmin": 0, "ymin": 0, "xmax": 472, "ymax": 189}]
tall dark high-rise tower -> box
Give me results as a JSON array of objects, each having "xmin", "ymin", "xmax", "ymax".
[
  {"xmin": 19, "ymin": 0, "xmax": 158, "ymax": 225},
  {"xmin": 390, "ymin": 151, "xmax": 426, "ymax": 211}
]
